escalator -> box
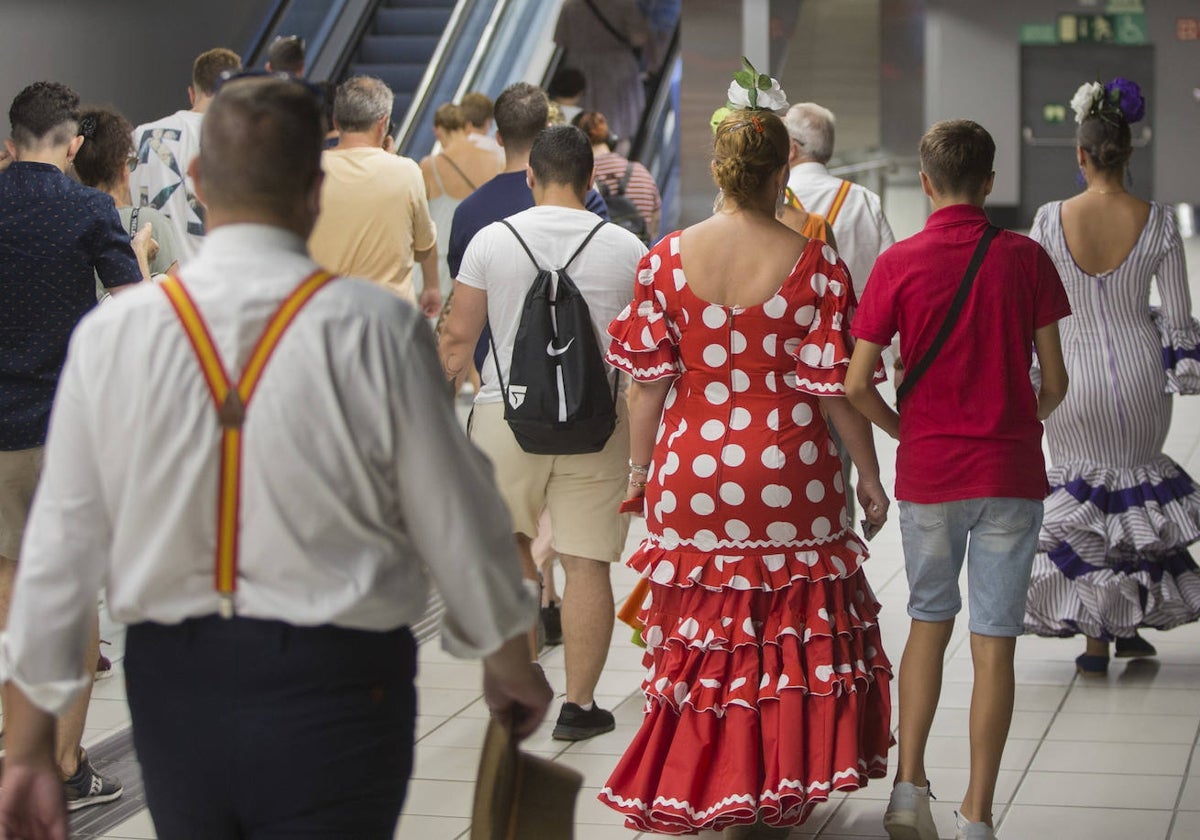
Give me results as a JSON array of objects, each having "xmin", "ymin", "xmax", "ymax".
[{"xmin": 346, "ymin": 0, "xmax": 457, "ymax": 126}]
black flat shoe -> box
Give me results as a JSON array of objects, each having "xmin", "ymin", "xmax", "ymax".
[
  {"xmin": 1114, "ymin": 633, "xmax": 1157, "ymax": 658},
  {"xmin": 1075, "ymin": 653, "xmax": 1109, "ymax": 677}
]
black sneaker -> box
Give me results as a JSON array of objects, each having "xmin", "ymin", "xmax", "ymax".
[
  {"xmin": 64, "ymin": 749, "xmax": 123, "ymax": 811},
  {"xmin": 541, "ymin": 603, "xmax": 563, "ymax": 647},
  {"xmin": 552, "ymin": 702, "xmax": 615, "ymax": 741}
]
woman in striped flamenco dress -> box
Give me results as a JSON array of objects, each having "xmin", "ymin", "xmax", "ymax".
[
  {"xmin": 597, "ymin": 101, "xmax": 893, "ymax": 836},
  {"xmin": 1024, "ymin": 78, "xmax": 1200, "ymax": 674}
]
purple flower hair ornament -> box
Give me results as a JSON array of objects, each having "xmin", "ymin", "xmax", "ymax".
[{"xmin": 1104, "ymin": 77, "xmax": 1145, "ymax": 124}]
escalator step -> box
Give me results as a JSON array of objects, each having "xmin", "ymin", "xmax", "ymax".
[
  {"xmin": 359, "ymin": 34, "xmax": 440, "ymax": 64},
  {"xmin": 374, "ymin": 7, "xmax": 453, "ymax": 36},
  {"xmin": 348, "ymin": 63, "xmax": 429, "ymax": 92}
]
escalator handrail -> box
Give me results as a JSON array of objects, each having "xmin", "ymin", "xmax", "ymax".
[
  {"xmin": 244, "ymin": 0, "xmax": 294, "ymax": 67},
  {"xmin": 630, "ymin": 21, "xmax": 680, "ymax": 164},
  {"xmin": 452, "ymin": 0, "xmax": 514, "ymax": 103},
  {"xmin": 326, "ymin": 0, "xmax": 386, "ymax": 83},
  {"xmin": 394, "ymin": 0, "xmax": 480, "ymax": 152}
]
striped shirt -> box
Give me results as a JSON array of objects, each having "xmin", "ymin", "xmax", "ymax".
[{"xmin": 594, "ymin": 152, "xmax": 661, "ymax": 240}]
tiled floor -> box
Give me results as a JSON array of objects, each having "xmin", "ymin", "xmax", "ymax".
[{"xmin": 7, "ymin": 235, "xmax": 1200, "ymax": 839}]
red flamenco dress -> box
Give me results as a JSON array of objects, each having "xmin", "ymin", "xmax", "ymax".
[{"xmin": 599, "ymin": 232, "xmax": 893, "ymax": 834}]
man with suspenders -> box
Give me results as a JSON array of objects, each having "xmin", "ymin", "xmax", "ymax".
[
  {"xmin": 784, "ymin": 101, "xmax": 898, "ymax": 521},
  {"xmin": 0, "ymin": 76, "xmax": 551, "ymax": 838}
]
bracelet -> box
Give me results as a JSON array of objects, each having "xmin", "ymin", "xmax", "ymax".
[
  {"xmin": 628, "ymin": 476, "xmax": 647, "ymax": 488},
  {"xmin": 628, "ymin": 459, "xmax": 650, "ymax": 474}
]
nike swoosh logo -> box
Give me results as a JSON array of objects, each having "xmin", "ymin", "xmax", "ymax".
[{"xmin": 546, "ymin": 338, "xmax": 575, "ymax": 356}]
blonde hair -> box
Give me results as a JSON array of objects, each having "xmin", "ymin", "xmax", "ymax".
[
  {"xmin": 712, "ymin": 109, "xmax": 789, "ymax": 205},
  {"xmin": 433, "ymin": 102, "xmax": 465, "ymax": 132}
]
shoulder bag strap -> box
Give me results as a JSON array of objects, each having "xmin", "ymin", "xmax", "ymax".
[
  {"xmin": 129, "ymin": 206, "xmax": 140, "ymax": 235},
  {"xmin": 895, "ymin": 225, "xmax": 1000, "ymax": 406},
  {"xmin": 581, "ymin": 0, "xmax": 637, "ymax": 52},
  {"xmin": 618, "ymin": 161, "xmax": 634, "ymax": 195},
  {"xmin": 440, "ymin": 153, "xmax": 476, "ymax": 190}
]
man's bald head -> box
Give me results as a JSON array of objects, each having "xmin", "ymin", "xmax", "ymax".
[{"xmin": 195, "ymin": 77, "xmax": 324, "ymax": 228}]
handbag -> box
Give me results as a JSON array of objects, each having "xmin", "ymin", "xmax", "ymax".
[{"xmin": 895, "ymin": 225, "xmax": 1000, "ymax": 405}]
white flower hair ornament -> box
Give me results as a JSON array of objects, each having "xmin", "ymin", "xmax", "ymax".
[
  {"xmin": 1070, "ymin": 81, "xmax": 1105, "ymax": 124},
  {"xmin": 710, "ymin": 57, "xmax": 789, "ymax": 134}
]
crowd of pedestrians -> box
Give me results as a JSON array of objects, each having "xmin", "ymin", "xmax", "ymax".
[{"xmin": 0, "ymin": 33, "xmax": 1195, "ymax": 840}]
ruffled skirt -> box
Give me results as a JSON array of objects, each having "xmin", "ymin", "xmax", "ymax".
[
  {"xmin": 599, "ymin": 543, "xmax": 892, "ymax": 834},
  {"xmin": 1025, "ymin": 454, "xmax": 1200, "ymax": 638}
]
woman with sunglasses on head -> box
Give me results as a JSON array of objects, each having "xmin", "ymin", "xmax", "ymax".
[{"xmin": 73, "ymin": 106, "xmax": 179, "ymax": 279}]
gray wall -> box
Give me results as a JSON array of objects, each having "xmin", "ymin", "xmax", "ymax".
[
  {"xmin": 0, "ymin": 0, "xmax": 276, "ymax": 128},
  {"xmin": 925, "ymin": 0, "xmax": 1200, "ymax": 206}
]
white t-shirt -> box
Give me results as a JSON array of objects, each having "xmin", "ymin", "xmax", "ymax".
[
  {"xmin": 129, "ymin": 110, "xmax": 205, "ymax": 262},
  {"xmin": 457, "ymin": 205, "xmax": 647, "ymax": 405}
]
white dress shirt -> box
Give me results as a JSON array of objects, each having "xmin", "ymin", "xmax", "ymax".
[
  {"xmin": 0, "ymin": 224, "xmax": 535, "ymax": 715},
  {"xmin": 787, "ymin": 161, "xmax": 896, "ymax": 301}
]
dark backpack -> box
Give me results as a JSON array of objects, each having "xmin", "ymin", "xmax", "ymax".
[
  {"xmin": 598, "ymin": 162, "xmax": 649, "ymax": 245},
  {"xmin": 488, "ymin": 219, "xmax": 619, "ymax": 455}
]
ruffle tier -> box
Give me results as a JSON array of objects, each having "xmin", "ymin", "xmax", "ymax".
[
  {"xmin": 602, "ymin": 544, "xmax": 892, "ymax": 833},
  {"xmin": 1151, "ymin": 308, "xmax": 1200, "ymax": 395},
  {"xmin": 1025, "ymin": 455, "xmax": 1200, "ymax": 638}
]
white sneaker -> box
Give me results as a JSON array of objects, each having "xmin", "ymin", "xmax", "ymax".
[
  {"xmin": 955, "ymin": 811, "xmax": 996, "ymax": 840},
  {"xmin": 884, "ymin": 781, "xmax": 938, "ymax": 840}
]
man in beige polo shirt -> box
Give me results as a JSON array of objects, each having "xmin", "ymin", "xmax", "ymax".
[{"xmin": 309, "ymin": 76, "xmax": 441, "ymax": 316}]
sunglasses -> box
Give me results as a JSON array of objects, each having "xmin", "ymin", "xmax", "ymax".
[
  {"xmin": 126, "ymin": 154, "xmax": 138, "ymax": 173},
  {"xmin": 214, "ymin": 69, "xmax": 326, "ymax": 104}
]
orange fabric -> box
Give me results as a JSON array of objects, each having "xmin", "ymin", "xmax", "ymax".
[{"xmin": 161, "ymin": 271, "xmax": 336, "ymax": 615}]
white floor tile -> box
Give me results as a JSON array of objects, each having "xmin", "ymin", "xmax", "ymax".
[
  {"xmin": 393, "ymin": 815, "xmax": 471, "ymax": 840},
  {"xmin": 1045, "ymin": 712, "xmax": 1200, "ymax": 744},
  {"xmin": 1029, "ymin": 740, "xmax": 1191, "ymax": 776},
  {"xmin": 1013, "ymin": 770, "xmax": 1182, "ymax": 810},
  {"xmin": 1171, "ymin": 810, "xmax": 1200, "ymax": 839},
  {"xmin": 998, "ymin": 804, "xmax": 1172, "ymax": 840}
]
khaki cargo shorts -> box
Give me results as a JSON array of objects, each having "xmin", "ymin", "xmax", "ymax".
[
  {"xmin": 0, "ymin": 447, "xmax": 44, "ymax": 560},
  {"xmin": 470, "ymin": 400, "xmax": 631, "ymax": 564}
]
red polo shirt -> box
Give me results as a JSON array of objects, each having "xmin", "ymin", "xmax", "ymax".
[{"xmin": 852, "ymin": 204, "xmax": 1071, "ymax": 503}]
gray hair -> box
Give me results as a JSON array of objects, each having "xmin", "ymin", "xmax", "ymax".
[
  {"xmin": 333, "ymin": 76, "xmax": 393, "ymax": 133},
  {"xmin": 783, "ymin": 102, "xmax": 836, "ymax": 164}
]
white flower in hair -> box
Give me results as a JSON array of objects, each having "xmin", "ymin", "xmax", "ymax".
[
  {"xmin": 1070, "ymin": 81, "xmax": 1104, "ymax": 124},
  {"xmin": 725, "ymin": 57, "xmax": 789, "ymax": 112}
]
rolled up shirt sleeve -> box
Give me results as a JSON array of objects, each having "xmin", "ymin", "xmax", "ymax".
[
  {"xmin": 0, "ymin": 322, "xmax": 110, "ymax": 714},
  {"xmin": 386, "ymin": 310, "xmax": 536, "ymax": 658}
]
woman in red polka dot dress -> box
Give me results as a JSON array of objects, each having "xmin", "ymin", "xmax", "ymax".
[{"xmin": 599, "ymin": 106, "xmax": 894, "ymax": 837}]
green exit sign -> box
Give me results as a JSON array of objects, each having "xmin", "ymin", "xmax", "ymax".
[{"xmin": 1058, "ymin": 12, "xmax": 1147, "ymax": 44}]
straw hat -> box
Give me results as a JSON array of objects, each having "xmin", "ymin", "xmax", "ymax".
[{"xmin": 471, "ymin": 718, "xmax": 584, "ymax": 839}]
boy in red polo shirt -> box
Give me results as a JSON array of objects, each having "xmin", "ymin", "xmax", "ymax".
[{"xmin": 845, "ymin": 120, "xmax": 1070, "ymax": 840}]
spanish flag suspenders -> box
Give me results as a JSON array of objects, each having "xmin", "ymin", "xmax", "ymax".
[
  {"xmin": 826, "ymin": 179, "xmax": 853, "ymax": 226},
  {"xmin": 161, "ymin": 270, "xmax": 337, "ymax": 619}
]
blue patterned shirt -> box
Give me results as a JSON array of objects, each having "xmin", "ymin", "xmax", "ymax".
[{"xmin": 0, "ymin": 161, "xmax": 142, "ymax": 449}]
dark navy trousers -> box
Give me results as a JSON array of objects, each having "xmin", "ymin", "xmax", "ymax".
[{"xmin": 125, "ymin": 615, "xmax": 417, "ymax": 839}]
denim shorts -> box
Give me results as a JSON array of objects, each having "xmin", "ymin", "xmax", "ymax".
[{"xmin": 898, "ymin": 497, "xmax": 1043, "ymax": 637}]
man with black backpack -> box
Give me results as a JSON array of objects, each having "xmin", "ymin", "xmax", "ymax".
[{"xmin": 441, "ymin": 125, "xmax": 646, "ymax": 741}]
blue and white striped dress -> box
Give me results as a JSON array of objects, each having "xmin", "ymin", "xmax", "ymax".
[{"xmin": 1025, "ymin": 201, "xmax": 1200, "ymax": 639}]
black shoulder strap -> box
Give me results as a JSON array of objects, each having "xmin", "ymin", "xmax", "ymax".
[
  {"xmin": 563, "ymin": 220, "xmax": 608, "ymax": 272},
  {"xmin": 499, "ymin": 219, "xmax": 607, "ymax": 274},
  {"xmin": 581, "ymin": 0, "xmax": 636, "ymax": 52},
  {"xmin": 617, "ymin": 161, "xmax": 634, "ymax": 195},
  {"xmin": 499, "ymin": 220, "xmax": 541, "ymax": 269},
  {"xmin": 895, "ymin": 224, "xmax": 1000, "ymax": 406}
]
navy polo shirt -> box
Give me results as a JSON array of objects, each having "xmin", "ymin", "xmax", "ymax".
[
  {"xmin": 447, "ymin": 172, "xmax": 609, "ymax": 279},
  {"xmin": 0, "ymin": 161, "xmax": 142, "ymax": 450}
]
